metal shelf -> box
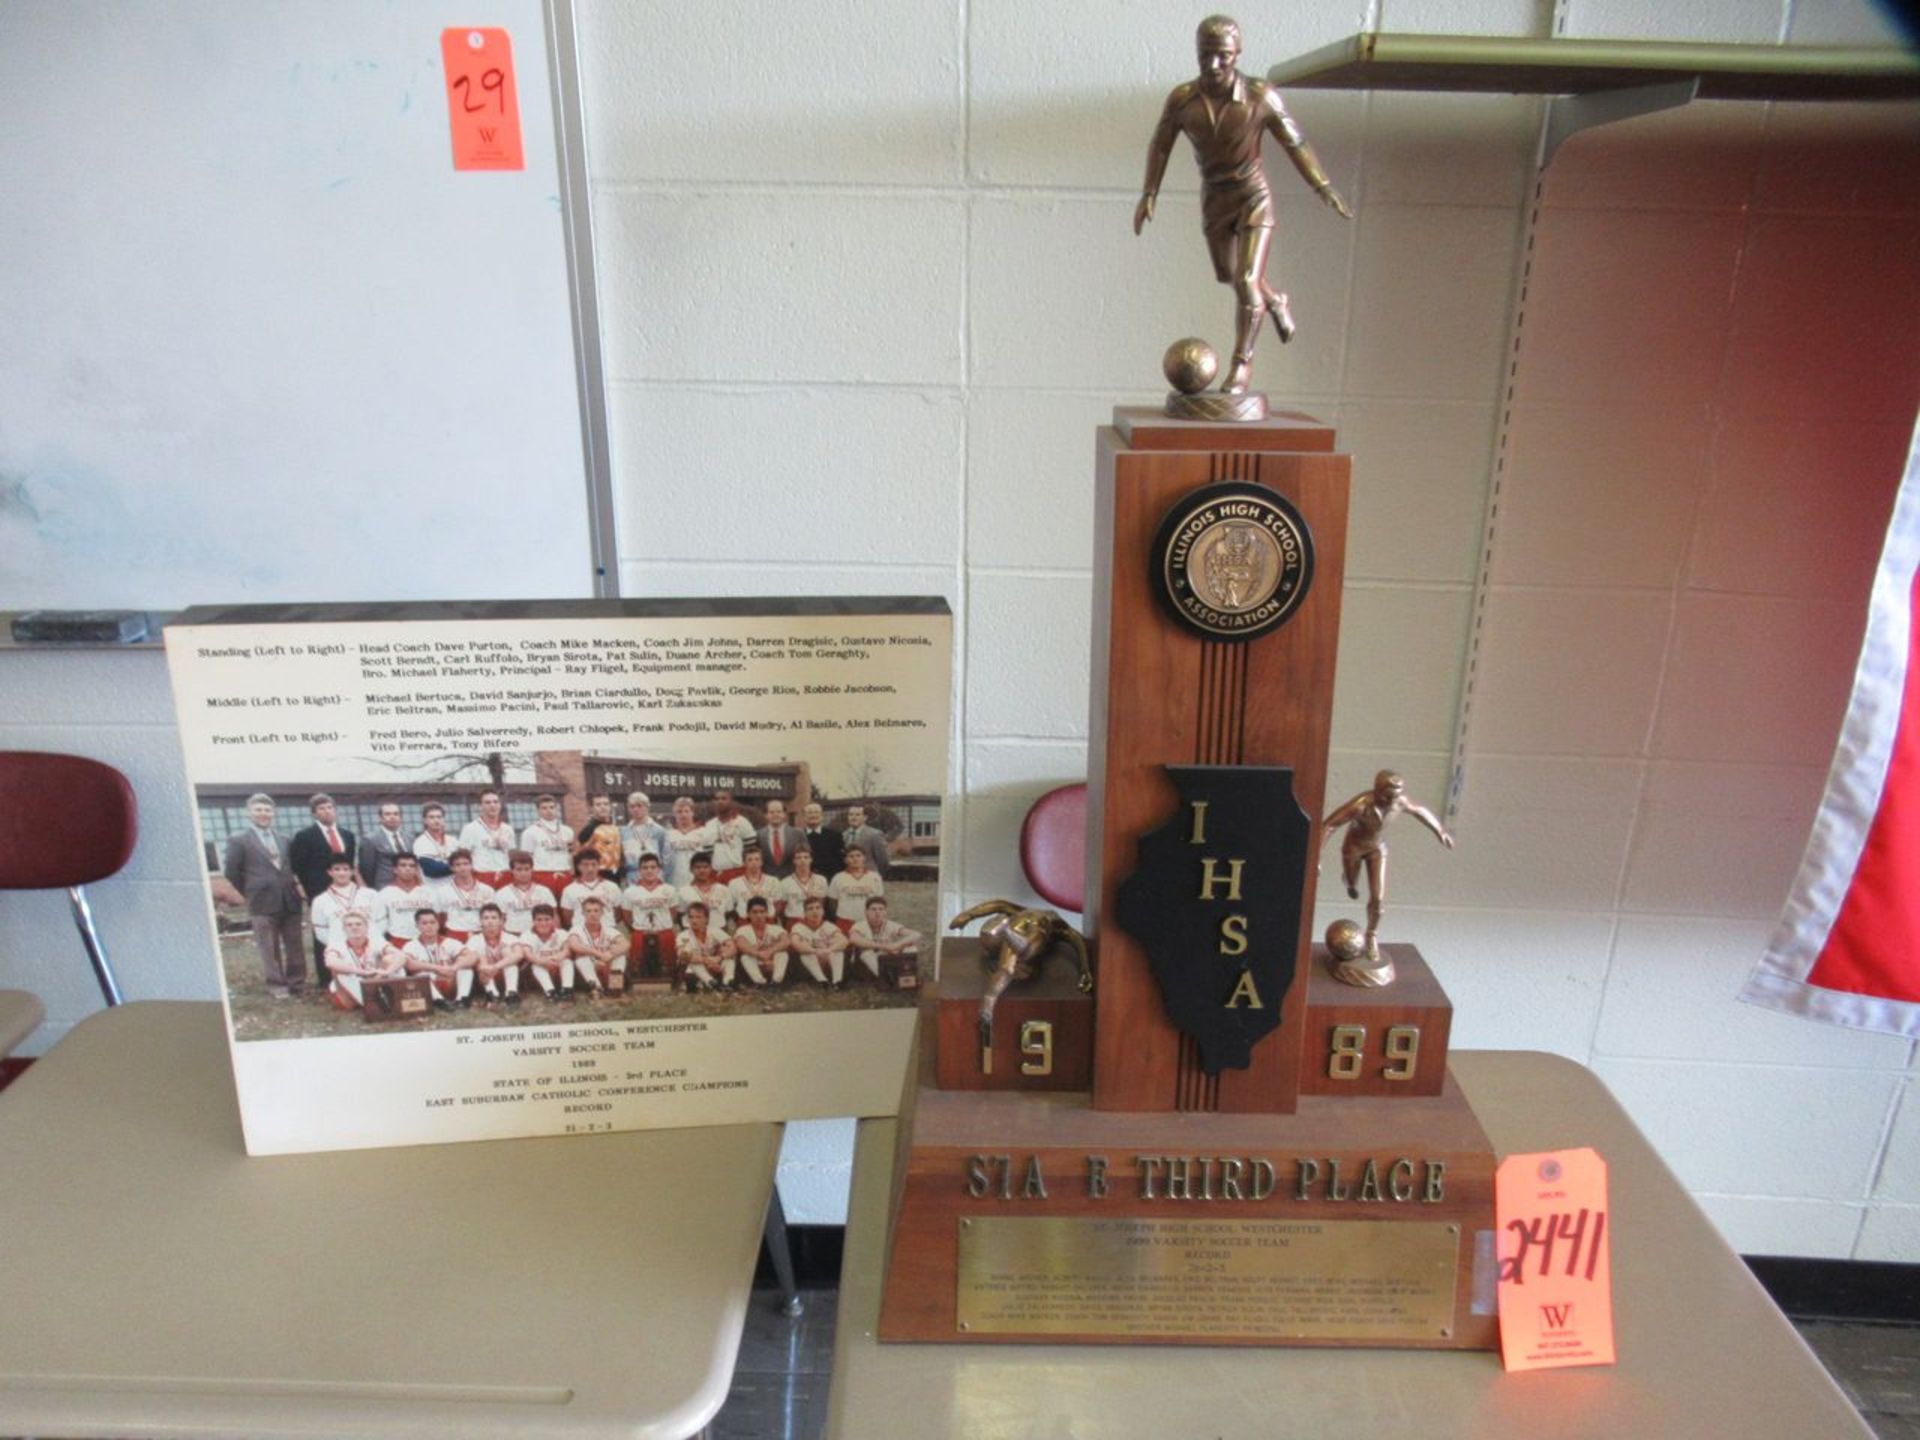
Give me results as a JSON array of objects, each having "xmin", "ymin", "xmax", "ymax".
[
  {"xmin": 1267, "ymin": 32, "xmax": 1920, "ymax": 99},
  {"xmin": 1269, "ymin": 33, "xmax": 1919, "ymax": 167}
]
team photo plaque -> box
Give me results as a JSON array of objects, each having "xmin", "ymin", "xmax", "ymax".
[{"xmin": 165, "ymin": 598, "xmax": 950, "ymax": 1155}]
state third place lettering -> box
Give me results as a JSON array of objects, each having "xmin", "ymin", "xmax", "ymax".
[{"xmin": 964, "ymin": 1153, "xmax": 1447, "ymax": 1205}]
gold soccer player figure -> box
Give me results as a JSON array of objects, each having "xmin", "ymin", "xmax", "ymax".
[
  {"xmin": 948, "ymin": 901, "xmax": 1091, "ymax": 1064},
  {"xmin": 1321, "ymin": 770, "xmax": 1454, "ymax": 987},
  {"xmin": 1134, "ymin": 14, "xmax": 1351, "ymax": 396}
]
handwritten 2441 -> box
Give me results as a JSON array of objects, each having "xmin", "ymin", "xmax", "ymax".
[{"xmin": 1498, "ymin": 1206, "xmax": 1607, "ymax": 1284}]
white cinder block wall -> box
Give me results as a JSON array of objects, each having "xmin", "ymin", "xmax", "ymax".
[{"xmin": 3, "ymin": 0, "xmax": 1915, "ymax": 1261}]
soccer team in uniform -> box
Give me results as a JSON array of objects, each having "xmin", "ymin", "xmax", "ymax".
[{"xmin": 236, "ymin": 788, "xmax": 924, "ymax": 1013}]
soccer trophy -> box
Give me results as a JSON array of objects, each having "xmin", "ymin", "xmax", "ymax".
[{"xmin": 876, "ymin": 15, "xmax": 1497, "ymax": 1349}]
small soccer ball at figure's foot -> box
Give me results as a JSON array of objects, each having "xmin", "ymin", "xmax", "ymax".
[
  {"xmin": 1327, "ymin": 918, "xmax": 1394, "ymax": 987},
  {"xmin": 1162, "ymin": 337, "xmax": 1219, "ymax": 395},
  {"xmin": 1325, "ymin": 918, "xmax": 1368, "ymax": 964}
]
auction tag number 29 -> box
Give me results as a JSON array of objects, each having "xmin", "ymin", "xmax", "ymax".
[{"xmin": 441, "ymin": 28, "xmax": 525, "ymax": 171}]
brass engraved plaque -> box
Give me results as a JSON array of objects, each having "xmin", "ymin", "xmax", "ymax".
[{"xmin": 956, "ymin": 1216, "xmax": 1458, "ymax": 1340}]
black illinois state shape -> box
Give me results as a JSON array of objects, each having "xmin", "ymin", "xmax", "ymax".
[{"xmin": 1112, "ymin": 765, "xmax": 1310, "ymax": 1075}]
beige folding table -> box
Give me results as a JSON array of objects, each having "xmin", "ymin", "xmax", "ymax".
[
  {"xmin": 828, "ymin": 1050, "xmax": 1874, "ymax": 1439},
  {"xmin": 0, "ymin": 1001, "xmax": 779, "ymax": 1439},
  {"xmin": 0, "ymin": 988, "xmax": 42, "ymax": 1056}
]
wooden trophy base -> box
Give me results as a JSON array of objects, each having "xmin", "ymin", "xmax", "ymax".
[
  {"xmin": 877, "ymin": 945, "xmax": 1497, "ymax": 1350},
  {"xmin": 930, "ymin": 947, "xmax": 1093, "ymax": 1092},
  {"xmin": 1300, "ymin": 944, "xmax": 1456, "ymax": 1097}
]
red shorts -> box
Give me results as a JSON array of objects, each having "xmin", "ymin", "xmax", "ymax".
[
  {"xmin": 474, "ymin": 869, "xmax": 509, "ymax": 890},
  {"xmin": 629, "ymin": 928, "xmax": 677, "ymax": 970},
  {"xmin": 717, "ymin": 866, "xmax": 745, "ymax": 884},
  {"xmin": 444, "ymin": 927, "xmax": 472, "ymax": 943},
  {"xmin": 835, "ymin": 918, "xmax": 855, "ymax": 935},
  {"xmin": 534, "ymin": 871, "xmax": 570, "ymax": 897}
]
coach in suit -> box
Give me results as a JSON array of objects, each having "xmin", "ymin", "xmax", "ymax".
[
  {"xmin": 757, "ymin": 799, "xmax": 806, "ymax": 879},
  {"xmin": 799, "ymin": 801, "xmax": 843, "ymax": 881},
  {"xmin": 289, "ymin": 792, "xmax": 356, "ymax": 983},
  {"xmin": 358, "ymin": 801, "xmax": 409, "ymax": 889},
  {"xmin": 220, "ymin": 794, "xmax": 308, "ymax": 997},
  {"xmin": 842, "ymin": 804, "xmax": 890, "ymax": 878}
]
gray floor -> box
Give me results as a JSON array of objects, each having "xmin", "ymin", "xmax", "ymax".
[
  {"xmin": 713, "ymin": 1289, "xmax": 839, "ymax": 1440},
  {"xmin": 713, "ymin": 1288, "xmax": 1920, "ymax": 1440},
  {"xmin": 1798, "ymin": 1321, "xmax": 1920, "ymax": 1440}
]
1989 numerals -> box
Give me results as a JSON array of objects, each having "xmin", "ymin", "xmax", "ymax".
[{"xmin": 1326, "ymin": 1023, "xmax": 1420, "ymax": 1081}]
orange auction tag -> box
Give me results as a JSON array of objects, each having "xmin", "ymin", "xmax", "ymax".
[
  {"xmin": 441, "ymin": 28, "xmax": 524, "ymax": 171},
  {"xmin": 1495, "ymin": 1147, "xmax": 1615, "ymax": 1372}
]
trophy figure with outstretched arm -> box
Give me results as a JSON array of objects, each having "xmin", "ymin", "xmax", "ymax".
[{"xmin": 1134, "ymin": 14, "xmax": 1351, "ymax": 399}]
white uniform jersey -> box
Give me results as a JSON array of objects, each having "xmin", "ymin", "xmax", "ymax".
[
  {"xmin": 311, "ymin": 884, "xmax": 386, "ymax": 949},
  {"xmin": 325, "ymin": 937, "xmax": 400, "ymax": 978},
  {"xmin": 728, "ymin": 872, "xmax": 782, "ymax": 918},
  {"xmin": 520, "ymin": 819, "xmax": 575, "ymax": 873},
  {"xmin": 464, "ymin": 932, "xmax": 519, "ymax": 971},
  {"xmin": 401, "ymin": 936, "xmax": 466, "ymax": 970},
  {"xmin": 851, "ymin": 918, "xmax": 919, "ymax": 956},
  {"xmin": 789, "ymin": 919, "xmax": 845, "ymax": 952},
  {"xmin": 678, "ymin": 880, "xmax": 734, "ymax": 924},
  {"xmin": 731, "ymin": 921, "xmax": 788, "ymax": 958},
  {"xmin": 378, "ymin": 883, "xmax": 438, "ymax": 940},
  {"xmin": 709, "ymin": 815, "xmax": 757, "ymax": 871},
  {"xmin": 413, "ymin": 829, "xmax": 457, "ymax": 866},
  {"xmin": 677, "ymin": 927, "xmax": 729, "ymax": 963},
  {"xmin": 434, "ymin": 878, "xmax": 496, "ymax": 934},
  {"xmin": 561, "ymin": 878, "xmax": 623, "ymax": 920},
  {"xmin": 663, "ymin": 821, "xmax": 717, "ymax": 888},
  {"xmin": 776, "ymin": 872, "xmax": 828, "ymax": 918},
  {"xmin": 569, "ymin": 918, "xmax": 627, "ymax": 955},
  {"xmin": 458, "ymin": 818, "xmax": 517, "ymax": 873},
  {"xmin": 522, "ymin": 928, "xmax": 572, "ymax": 969},
  {"xmin": 828, "ymin": 870, "xmax": 885, "ymax": 919},
  {"xmin": 496, "ymin": 881, "xmax": 558, "ymax": 934},
  {"xmin": 623, "ymin": 819, "xmax": 670, "ymax": 875},
  {"xmin": 623, "ymin": 881, "xmax": 679, "ymax": 933}
]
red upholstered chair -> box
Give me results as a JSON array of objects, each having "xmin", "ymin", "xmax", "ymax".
[
  {"xmin": 1019, "ymin": 782, "xmax": 1087, "ymax": 913},
  {"xmin": 0, "ymin": 752, "xmax": 138, "ymax": 1006}
]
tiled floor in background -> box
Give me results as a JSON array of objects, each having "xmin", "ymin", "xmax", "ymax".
[
  {"xmin": 714, "ymin": 1288, "xmax": 1920, "ymax": 1440},
  {"xmin": 713, "ymin": 1289, "xmax": 838, "ymax": 1440}
]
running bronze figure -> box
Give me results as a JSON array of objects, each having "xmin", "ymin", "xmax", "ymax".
[
  {"xmin": 1135, "ymin": 14, "xmax": 1351, "ymax": 399},
  {"xmin": 1321, "ymin": 771, "xmax": 1454, "ymax": 988}
]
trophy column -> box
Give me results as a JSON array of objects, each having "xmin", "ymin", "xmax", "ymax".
[{"xmin": 1087, "ymin": 408, "xmax": 1348, "ymax": 1116}]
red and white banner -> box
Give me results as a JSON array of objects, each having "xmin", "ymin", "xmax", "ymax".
[{"xmin": 1743, "ymin": 418, "xmax": 1920, "ymax": 1036}]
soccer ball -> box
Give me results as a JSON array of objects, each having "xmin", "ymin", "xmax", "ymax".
[
  {"xmin": 1324, "ymin": 918, "xmax": 1368, "ymax": 963},
  {"xmin": 1162, "ymin": 337, "xmax": 1220, "ymax": 395}
]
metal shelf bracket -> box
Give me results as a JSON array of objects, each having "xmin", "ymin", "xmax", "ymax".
[{"xmin": 1539, "ymin": 75, "xmax": 1702, "ymax": 168}]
